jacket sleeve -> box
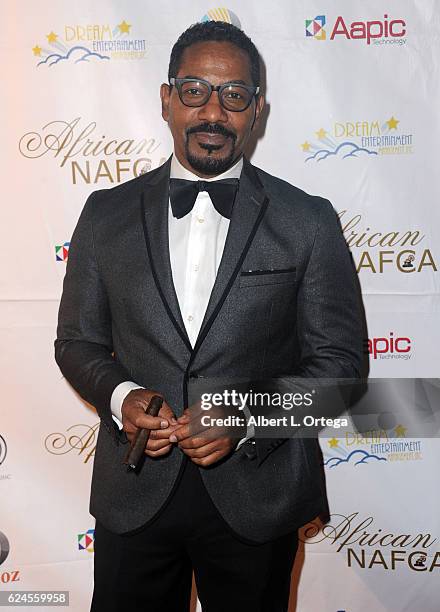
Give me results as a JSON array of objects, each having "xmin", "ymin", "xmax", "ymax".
[
  {"xmin": 294, "ymin": 198, "xmax": 363, "ymax": 380},
  {"xmin": 254, "ymin": 197, "xmax": 364, "ymax": 465},
  {"xmin": 54, "ymin": 191, "xmax": 131, "ymax": 442}
]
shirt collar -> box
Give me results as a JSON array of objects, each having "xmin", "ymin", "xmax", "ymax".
[{"xmin": 170, "ymin": 152, "xmax": 243, "ymax": 181}]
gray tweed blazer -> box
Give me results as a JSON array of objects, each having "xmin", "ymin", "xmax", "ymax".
[{"xmin": 55, "ymin": 155, "xmax": 363, "ymax": 542}]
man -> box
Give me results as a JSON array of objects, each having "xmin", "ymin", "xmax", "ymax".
[{"xmin": 55, "ymin": 20, "xmax": 363, "ymax": 612}]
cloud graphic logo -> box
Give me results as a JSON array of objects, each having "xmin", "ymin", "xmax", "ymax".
[
  {"xmin": 300, "ymin": 115, "xmax": 412, "ymax": 162},
  {"xmin": 37, "ymin": 46, "xmax": 109, "ymax": 67},
  {"xmin": 324, "ymin": 449, "xmax": 387, "ymax": 468},
  {"xmin": 32, "ymin": 21, "xmax": 146, "ymax": 68},
  {"xmin": 306, "ymin": 141, "xmax": 377, "ymax": 162}
]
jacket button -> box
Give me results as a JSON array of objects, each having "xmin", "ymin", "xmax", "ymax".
[{"xmin": 243, "ymin": 439, "xmax": 257, "ymax": 460}]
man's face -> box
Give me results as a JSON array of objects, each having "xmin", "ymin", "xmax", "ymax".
[{"xmin": 160, "ymin": 40, "xmax": 264, "ymax": 177}]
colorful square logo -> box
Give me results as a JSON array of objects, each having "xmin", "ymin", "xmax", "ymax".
[
  {"xmin": 305, "ymin": 15, "xmax": 326, "ymax": 40},
  {"xmin": 55, "ymin": 242, "xmax": 70, "ymax": 262},
  {"xmin": 78, "ymin": 528, "xmax": 95, "ymax": 553}
]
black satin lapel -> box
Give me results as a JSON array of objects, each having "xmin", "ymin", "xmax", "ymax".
[
  {"xmin": 193, "ymin": 158, "xmax": 269, "ymax": 355},
  {"xmin": 140, "ymin": 158, "xmax": 192, "ymax": 352}
]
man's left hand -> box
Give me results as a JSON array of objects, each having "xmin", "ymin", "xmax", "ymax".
[{"xmin": 169, "ymin": 407, "xmax": 240, "ymax": 466}]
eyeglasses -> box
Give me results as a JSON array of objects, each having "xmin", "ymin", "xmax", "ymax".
[{"xmin": 169, "ymin": 77, "xmax": 259, "ymax": 112}]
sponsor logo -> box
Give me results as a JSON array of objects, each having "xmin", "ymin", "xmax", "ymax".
[
  {"xmin": 45, "ymin": 423, "xmax": 99, "ymax": 464},
  {"xmin": 0, "ymin": 436, "xmax": 10, "ymax": 481},
  {"xmin": 201, "ymin": 8, "xmax": 241, "ymax": 28},
  {"xmin": 0, "ymin": 532, "xmax": 20, "ymax": 583},
  {"xmin": 301, "ymin": 116, "xmax": 413, "ymax": 162},
  {"xmin": 364, "ymin": 333, "xmax": 412, "ymax": 361},
  {"xmin": 32, "ymin": 20, "xmax": 147, "ymax": 67},
  {"xmin": 0, "ymin": 436, "xmax": 6, "ymax": 466},
  {"xmin": 305, "ymin": 14, "xmax": 407, "ymax": 46},
  {"xmin": 19, "ymin": 117, "xmax": 165, "ymax": 185},
  {"xmin": 338, "ymin": 210, "xmax": 437, "ymax": 275},
  {"xmin": 305, "ymin": 15, "xmax": 326, "ymax": 40},
  {"xmin": 78, "ymin": 529, "xmax": 95, "ymax": 553},
  {"xmin": 0, "ymin": 570, "xmax": 20, "ymax": 584},
  {"xmin": 0, "ymin": 532, "xmax": 9, "ymax": 566},
  {"xmin": 302, "ymin": 512, "xmax": 440, "ymax": 572},
  {"xmin": 55, "ymin": 242, "xmax": 70, "ymax": 262},
  {"xmin": 323, "ymin": 424, "xmax": 423, "ymax": 468}
]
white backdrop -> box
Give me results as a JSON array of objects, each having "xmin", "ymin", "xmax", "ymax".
[{"xmin": 1, "ymin": 1, "xmax": 439, "ymax": 610}]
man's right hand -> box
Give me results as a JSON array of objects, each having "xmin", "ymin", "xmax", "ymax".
[{"xmin": 121, "ymin": 389, "xmax": 179, "ymax": 457}]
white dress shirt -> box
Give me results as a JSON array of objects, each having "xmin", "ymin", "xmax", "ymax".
[{"xmin": 111, "ymin": 152, "xmax": 253, "ymax": 448}]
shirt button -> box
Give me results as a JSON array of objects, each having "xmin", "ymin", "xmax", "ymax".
[
  {"xmin": 187, "ymin": 315, "xmax": 194, "ymax": 322},
  {"xmin": 197, "ymin": 217, "xmax": 205, "ymax": 223},
  {"xmin": 194, "ymin": 264, "xmax": 199, "ymax": 271}
]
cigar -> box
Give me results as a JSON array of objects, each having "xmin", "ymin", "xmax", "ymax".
[{"xmin": 124, "ymin": 395, "xmax": 164, "ymax": 470}]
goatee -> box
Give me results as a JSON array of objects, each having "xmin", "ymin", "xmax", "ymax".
[
  {"xmin": 185, "ymin": 142, "xmax": 236, "ymax": 175},
  {"xmin": 185, "ymin": 123, "xmax": 237, "ymax": 175}
]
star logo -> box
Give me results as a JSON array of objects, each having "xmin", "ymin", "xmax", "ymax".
[
  {"xmin": 394, "ymin": 424, "xmax": 407, "ymax": 438},
  {"xmin": 301, "ymin": 141, "xmax": 311, "ymax": 152},
  {"xmin": 328, "ymin": 437, "xmax": 339, "ymax": 448},
  {"xmin": 316, "ymin": 128, "xmax": 327, "ymax": 140},
  {"xmin": 46, "ymin": 31, "xmax": 58, "ymax": 44},
  {"xmin": 118, "ymin": 20, "xmax": 131, "ymax": 34},
  {"xmin": 386, "ymin": 116, "xmax": 399, "ymax": 130},
  {"xmin": 32, "ymin": 19, "xmax": 148, "ymax": 68}
]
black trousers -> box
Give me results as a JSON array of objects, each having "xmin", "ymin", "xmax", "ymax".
[{"xmin": 91, "ymin": 458, "xmax": 298, "ymax": 612}]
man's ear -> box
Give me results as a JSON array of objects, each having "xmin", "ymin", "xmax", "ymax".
[
  {"xmin": 251, "ymin": 93, "xmax": 265, "ymax": 131},
  {"xmin": 160, "ymin": 83, "xmax": 170, "ymax": 122}
]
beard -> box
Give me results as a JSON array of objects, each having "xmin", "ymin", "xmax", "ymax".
[{"xmin": 185, "ymin": 123, "xmax": 237, "ymax": 175}]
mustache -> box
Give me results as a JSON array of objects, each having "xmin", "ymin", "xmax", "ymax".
[{"xmin": 186, "ymin": 123, "xmax": 236, "ymax": 141}]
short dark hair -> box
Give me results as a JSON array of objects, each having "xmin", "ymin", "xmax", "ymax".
[{"xmin": 168, "ymin": 21, "xmax": 261, "ymax": 87}]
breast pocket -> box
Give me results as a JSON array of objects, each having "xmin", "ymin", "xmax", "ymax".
[{"xmin": 239, "ymin": 267, "xmax": 296, "ymax": 288}]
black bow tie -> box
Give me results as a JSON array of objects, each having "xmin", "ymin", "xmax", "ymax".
[{"xmin": 169, "ymin": 178, "xmax": 239, "ymax": 220}]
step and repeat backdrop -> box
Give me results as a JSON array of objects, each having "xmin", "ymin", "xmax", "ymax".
[{"xmin": 1, "ymin": 1, "xmax": 439, "ymax": 610}]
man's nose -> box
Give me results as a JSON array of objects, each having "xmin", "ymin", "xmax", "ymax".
[{"xmin": 197, "ymin": 91, "xmax": 228, "ymax": 123}]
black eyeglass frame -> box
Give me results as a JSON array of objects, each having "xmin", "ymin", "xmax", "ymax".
[{"xmin": 168, "ymin": 77, "xmax": 260, "ymax": 112}]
